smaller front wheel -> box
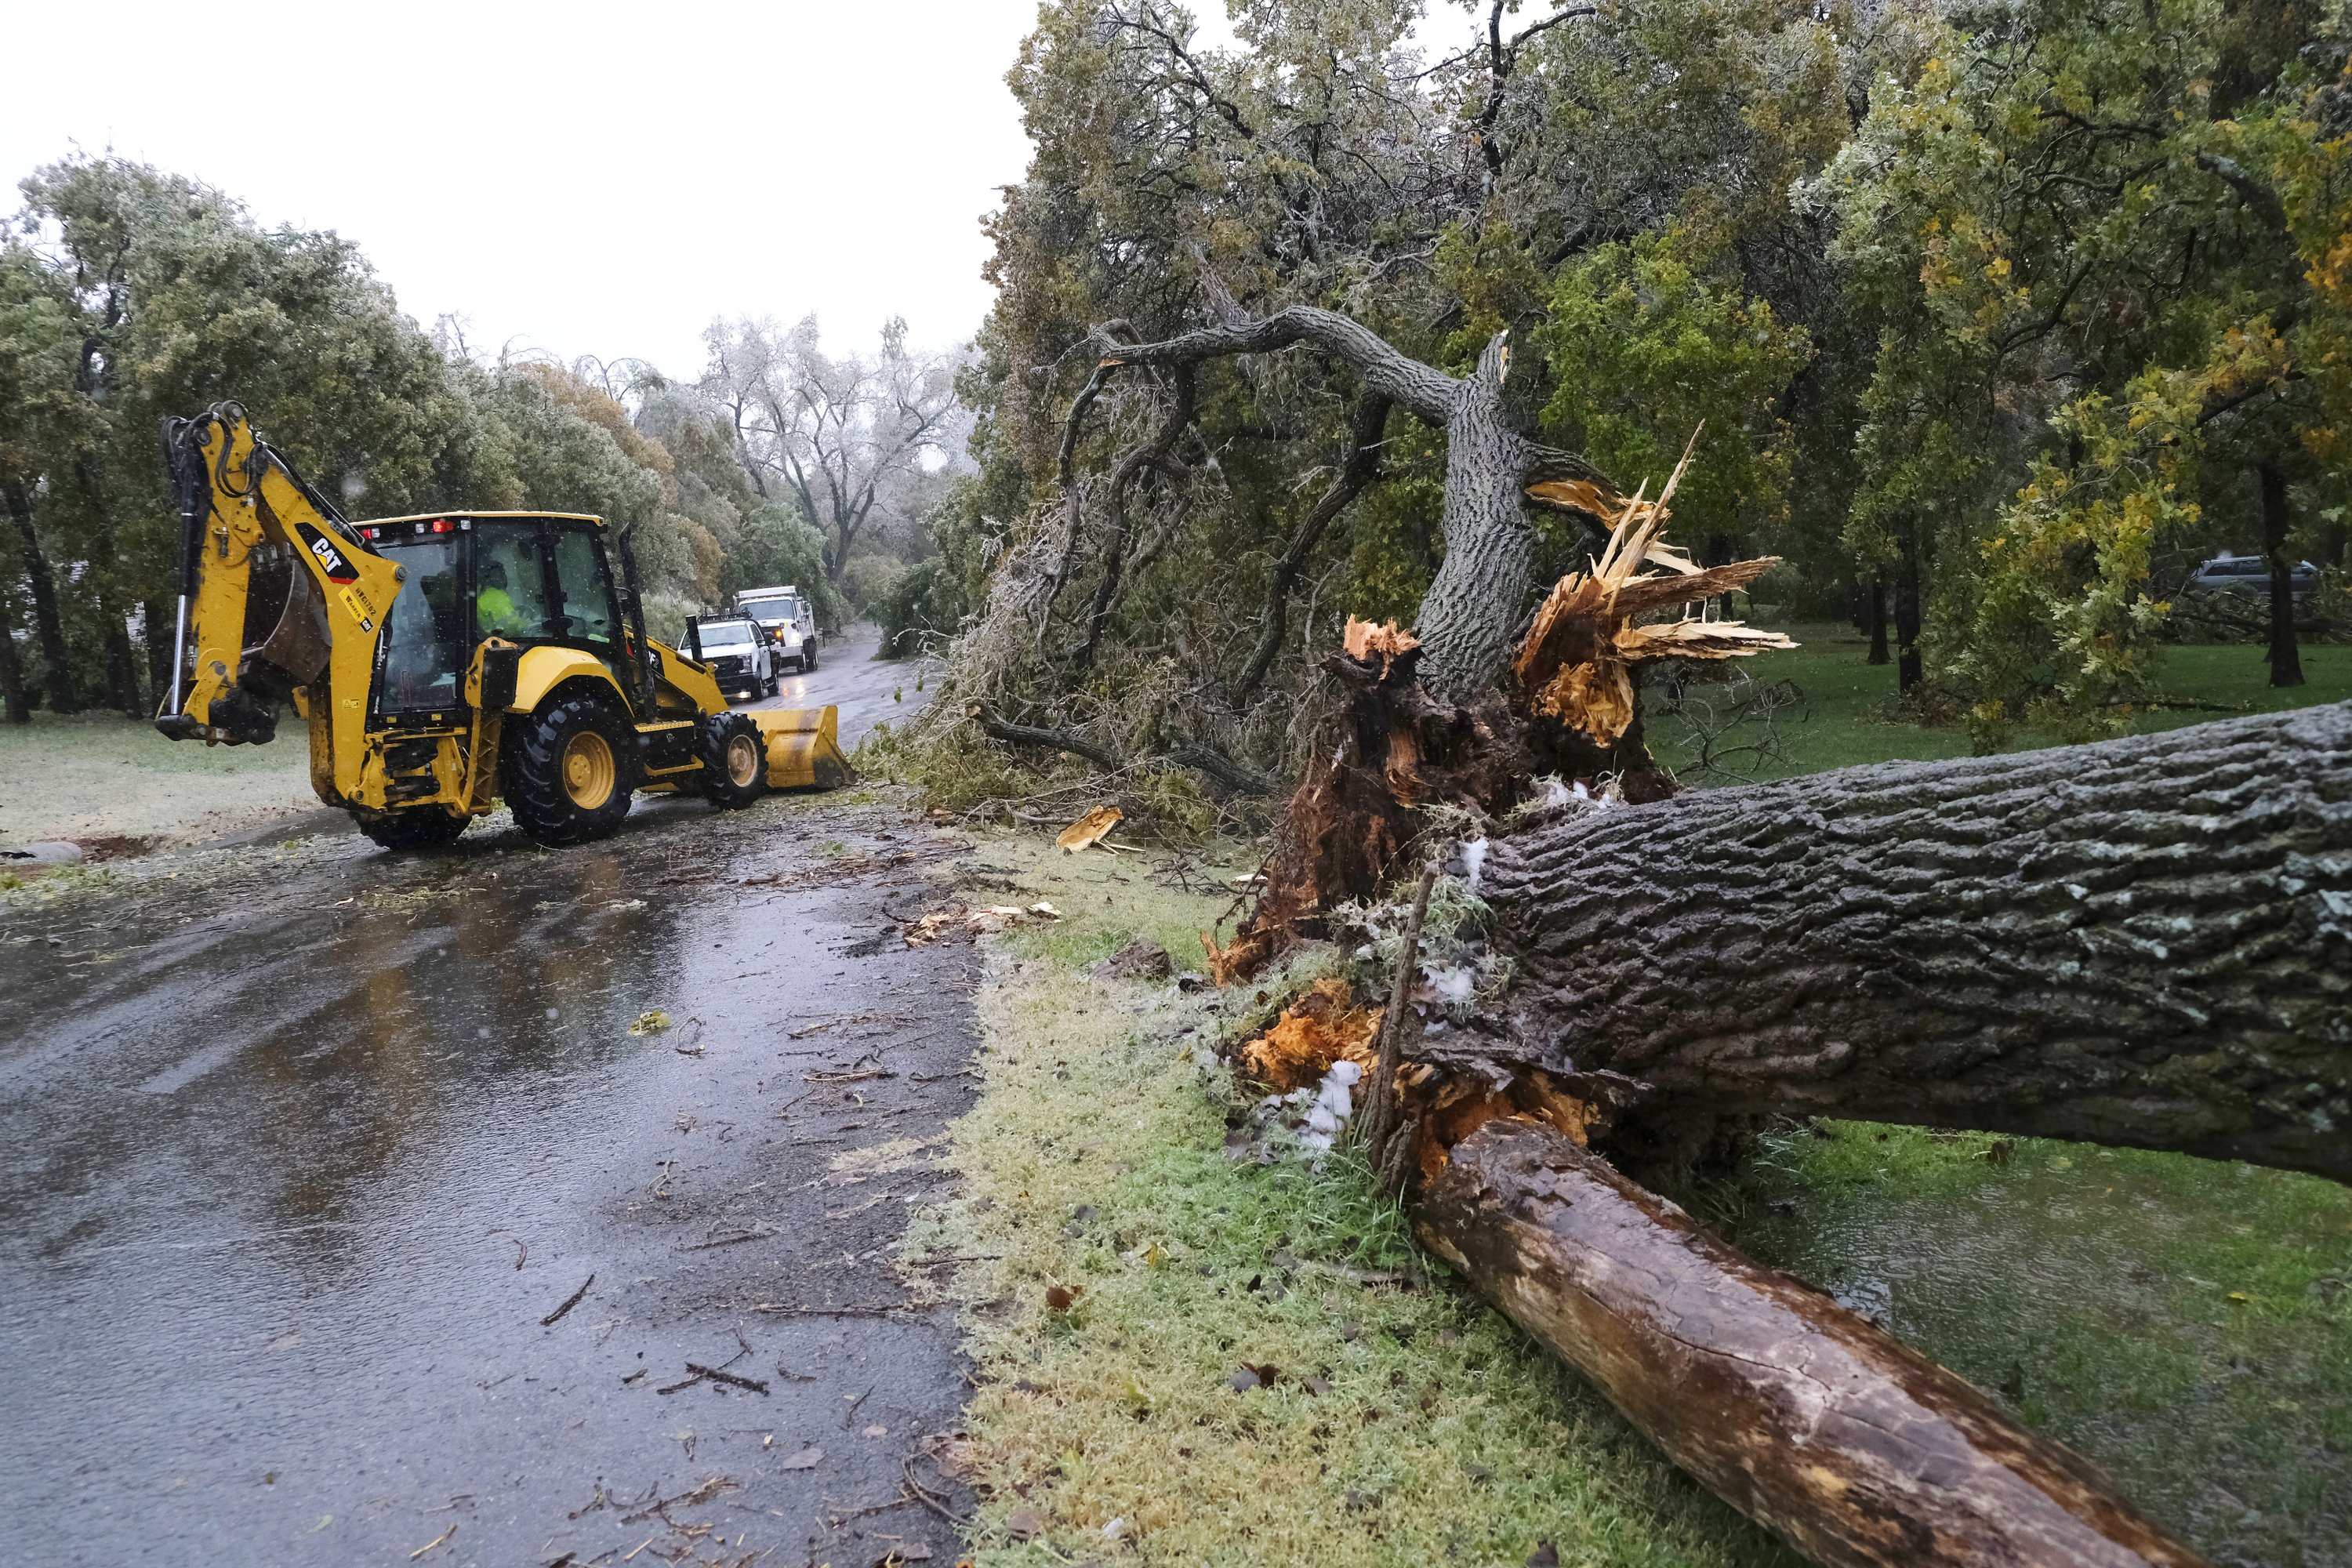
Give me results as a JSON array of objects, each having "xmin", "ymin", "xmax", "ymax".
[{"xmin": 697, "ymin": 711, "xmax": 768, "ymax": 809}]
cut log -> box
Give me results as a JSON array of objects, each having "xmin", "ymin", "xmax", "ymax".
[
  {"xmin": 1417, "ymin": 1118, "xmax": 2209, "ymax": 1568},
  {"xmin": 1474, "ymin": 700, "xmax": 2352, "ymax": 1181}
]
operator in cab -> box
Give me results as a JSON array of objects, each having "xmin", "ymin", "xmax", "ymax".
[{"xmin": 476, "ymin": 558, "xmax": 522, "ymax": 635}]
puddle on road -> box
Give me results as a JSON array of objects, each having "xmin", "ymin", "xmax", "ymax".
[
  {"xmin": 1716, "ymin": 1120, "xmax": 2352, "ymax": 1568},
  {"xmin": 0, "ymin": 790, "xmax": 977, "ymax": 1565}
]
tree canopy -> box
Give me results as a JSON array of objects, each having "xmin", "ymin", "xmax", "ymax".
[{"xmin": 902, "ymin": 0, "xmax": 2349, "ymax": 811}]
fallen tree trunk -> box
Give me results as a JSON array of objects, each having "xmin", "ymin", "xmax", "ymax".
[
  {"xmin": 1417, "ymin": 1119, "xmax": 2209, "ymax": 1568},
  {"xmin": 1471, "ymin": 700, "xmax": 2352, "ymax": 1181}
]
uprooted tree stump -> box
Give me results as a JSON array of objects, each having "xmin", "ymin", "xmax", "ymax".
[
  {"xmin": 1050, "ymin": 286, "xmax": 2349, "ymax": 1567},
  {"xmin": 1213, "ymin": 696, "xmax": 2347, "ymax": 1568}
]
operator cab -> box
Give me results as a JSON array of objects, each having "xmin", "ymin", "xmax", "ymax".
[{"xmin": 356, "ymin": 513, "xmax": 638, "ymax": 724}]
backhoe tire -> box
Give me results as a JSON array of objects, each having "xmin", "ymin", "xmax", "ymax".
[
  {"xmin": 503, "ymin": 691, "xmax": 637, "ymax": 847},
  {"xmin": 353, "ymin": 808, "xmax": 469, "ymax": 852},
  {"xmin": 697, "ymin": 711, "xmax": 768, "ymax": 809}
]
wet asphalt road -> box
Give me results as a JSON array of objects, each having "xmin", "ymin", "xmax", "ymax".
[{"xmin": 0, "ymin": 629, "xmax": 983, "ymax": 1567}]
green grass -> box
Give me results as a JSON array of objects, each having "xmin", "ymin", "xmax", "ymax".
[
  {"xmin": 908, "ymin": 837, "xmax": 1792, "ymax": 1568},
  {"xmin": 1653, "ymin": 622, "xmax": 2352, "ymax": 782},
  {"xmin": 0, "ymin": 708, "xmax": 318, "ymax": 848},
  {"xmin": 1710, "ymin": 1123, "xmax": 2352, "ymax": 1567}
]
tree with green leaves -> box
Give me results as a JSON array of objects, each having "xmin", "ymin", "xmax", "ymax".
[{"xmin": 1821, "ymin": 0, "xmax": 2346, "ymax": 740}]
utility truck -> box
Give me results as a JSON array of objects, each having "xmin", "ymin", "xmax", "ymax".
[
  {"xmin": 154, "ymin": 403, "xmax": 850, "ymax": 851},
  {"xmin": 735, "ymin": 584, "xmax": 819, "ymax": 672}
]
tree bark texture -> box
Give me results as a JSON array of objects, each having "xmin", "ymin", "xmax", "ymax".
[
  {"xmin": 1866, "ymin": 576, "xmax": 1889, "ymax": 666},
  {"xmin": 2, "ymin": 477, "xmax": 77, "ymax": 714},
  {"xmin": 1091, "ymin": 304, "xmax": 1613, "ymax": 703},
  {"xmin": 2260, "ymin": 462, "xmax": 2304, "ymax": 689},
  {"xmin": 1420, "ymin": 335, "xmax": 1539, "ymax": 703},
  {"xmin": 1417, "ymin": 1120, "xmax": 2209, "ymax": 1568},
  {"xmin": 0, "ymin": 578, "xmax": 30, "ymax": 724},
  {"xmin": 1477, "ymin": 701, "xmax": 2352, "ymax": 1180},
  {"xmin": 1894, "ymin": 524, "xmax": 1923, "ymax": 695}
]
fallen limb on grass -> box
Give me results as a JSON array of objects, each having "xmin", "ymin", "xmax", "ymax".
[{"xmin": 1418, "ymin": 1119, "xmax": 2209, "ymax": 1568}]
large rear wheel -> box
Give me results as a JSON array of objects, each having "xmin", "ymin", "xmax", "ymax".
[
  {"xmin": 696, "ymin": 711, "xmax": 768, "ymax": 809},
  {"xmin": 503, "ymin": 691, "xmax": 637, "ymax": 846},
  {"xmin": 352, "ymin": 808, "xmax": 469, "ymax": 852}
]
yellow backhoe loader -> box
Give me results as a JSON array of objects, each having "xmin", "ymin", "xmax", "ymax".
[{"xmin": 154, "ymin": 402, "xmax": 852, "ymax": 850}]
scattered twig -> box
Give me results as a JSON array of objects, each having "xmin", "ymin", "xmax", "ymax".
[
  {"xmin": 901, "ymin": 1455, "xmax": 970, "ymax": 1526},
  {"xmin": 541, "ymin": 1274, "xmax": 595, "ymax": 1327},
  {"xmin": 828, "ymin": 1490, "xmax": 922, "ymax": 1526},
  {"xmin": 842, "ymin": 1383, "xmax": 875, "ymax": 1428},
  {"xmin": 683, "ymin": 1229, "xmax": 774, "ymax": 1253},
  {"xmin": 1359, "ymin": 863, "xmax": 1439, "ymax": 1171},
  {"xmin": 746, "ymin": 1303, "xmax": 913, "ymax": 1318},
  {"xmin": 686, "ymin": 1362, "xmax": 771, "ymax": 1396},
  {"xmin": 409, "ymin": 1525, "xmax": 456, "ymax": 1560}
]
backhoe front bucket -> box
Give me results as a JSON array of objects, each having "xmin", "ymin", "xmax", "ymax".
[{"xmin": 753, "ymin": 706, "xmax": 854, "ymax": 790}]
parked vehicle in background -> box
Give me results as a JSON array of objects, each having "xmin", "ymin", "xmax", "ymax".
[
  {"xmin": 2186, "ymin": 552, "xmax": 2319, "ymax": 599},
  {"xmin": 688, "ymin": 616, "xmax": 778, "ymax": 702},
  {"xmin": 735, "ymin": 584, "xmax": 820, "ymax": 672}
]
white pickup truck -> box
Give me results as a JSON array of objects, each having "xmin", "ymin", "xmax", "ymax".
[{"xmin": 734, "ymin": 584, "xmax": 820, "ymax": 672}]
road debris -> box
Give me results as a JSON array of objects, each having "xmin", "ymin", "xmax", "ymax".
[
  {"xmin": 902, "ymin": 902, "xmax": 1062, "ymax": 946},
  {"xmin": 1091, "ymin": 935, "xmax": 1172, "ymax": 982},
  {"xmin": 539, "ymin": 1274, "xmax": 595, "ymax": 1327},
  {"xmin": 684, "ymin": 1361, "xmax": 770, "ymax": 1395},
  {"xmin": 628, "ymin": 1010, "xmax": 671, "ymax": 1036},
  {"xmin": 1054, "ymin": 805, "xmax": 1126, "ymax": 853}
]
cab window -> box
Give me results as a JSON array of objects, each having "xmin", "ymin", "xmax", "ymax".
[
  {"xmin": 474, "ymin": 526, "xmax": 555, "ymax": 639},
  {"xmin": 376, "ymin": 537, "xmax": 465, "ymax": 712},
  {"xmin": 550, "ymin": 528, "xmax": 619, "ymax": 646}
]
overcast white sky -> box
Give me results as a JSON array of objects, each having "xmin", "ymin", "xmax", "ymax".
[
  {"xmin": 0, "ymin": 1, "xmax": 1127, "ymax": 376},
  {"xmin": 0, "ymin": 5, "xmax": 1479, "ymax": 379}
]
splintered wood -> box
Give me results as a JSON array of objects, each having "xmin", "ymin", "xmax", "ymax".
[
  {"xmin": 1237, "ymin": 978, "xmax": 1381, "ymax": 1090},
  {"xmin": 1341, "ymin": 616, "xmax": 1421, "ymax": 677},
  {"xmin": 1056, "ymin": 804, "xmax": 1127, "ymax": 853},
  {"xmin": 1512, "ymin": 448, "xmax": 1793, "ymax": 746}
]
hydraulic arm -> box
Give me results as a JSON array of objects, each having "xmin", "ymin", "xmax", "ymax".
[{"xmin": 158, "ymin": 402, "xmax": 401, "ymax": 779}]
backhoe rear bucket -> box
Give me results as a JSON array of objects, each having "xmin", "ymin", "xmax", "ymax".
[{"xmin": 753, "ymin": 706, "xmax": 854, "ymax": 790}]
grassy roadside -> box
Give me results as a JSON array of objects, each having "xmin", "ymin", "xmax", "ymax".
[
  {"xmin": 0, "ymin": 709, "xmax": 318, "ymax": 851},
  {"xmin": 1656, "ymin": 620, "xmax": 2352, "ymax": 781},
  {"xmin": 903, "ymin": 835, "xmax": 1791, "ymax": 1568},
  {"xmin": 1709, "ymin": 1123, "xmax": 2352, "ymax": 1566}
]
